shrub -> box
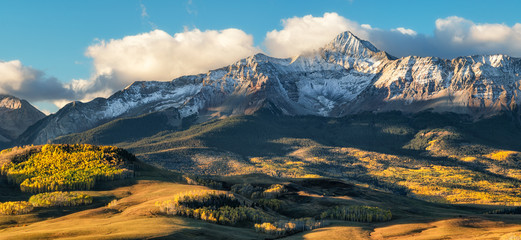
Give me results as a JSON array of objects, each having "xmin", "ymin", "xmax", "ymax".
[
  {"xmin": 255, "ymin": 218, "xmax": 326, "ymax": 236},
  {"xmin": 107, "ymin": 199, "xmax": 119, "ymax": 208},
  {"xmin": 262, "ymin": 184, "xmax": 286, "ymax": 199},
  {"xmin": 29, "ymin": 191, "xmax": 93, "ymax": 207},
  {"xmin": 0, "ymin": 201, "xmax": 34, "ymax": 215}
]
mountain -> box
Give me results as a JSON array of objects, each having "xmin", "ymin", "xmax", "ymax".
[
  {"xmin": 0, "ymin": 95, "xmax": 45, "ymax": 145},
  {"xmin": 18, "ymin": 31, "xmax": 521, "ymax": 145}
]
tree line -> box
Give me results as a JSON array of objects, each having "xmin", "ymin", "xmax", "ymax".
[
  {"xmin": 156, "ymin": 190, "xmax": 274, "ymax": 225},
  {"xmin": 0, "ymin": 191, "xmax": 94, "ymax": 215},
  {"xmin": 320, "ymin": 205, "xmax": 392, "ymax": 222}
]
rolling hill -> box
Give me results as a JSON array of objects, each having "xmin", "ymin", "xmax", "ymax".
[{"xmin": 2, "ymin": 144, "xmax": 521, "ymax": 239}]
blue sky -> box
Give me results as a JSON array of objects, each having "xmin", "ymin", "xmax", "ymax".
[{"xmin": 1, "ymin": 0, "xmax": 521, "ymax": 113}]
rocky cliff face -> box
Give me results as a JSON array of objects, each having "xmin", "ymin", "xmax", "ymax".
[
  {"xmin": 0, "ymin": 95, "xmax": 45, "ymax": 143},
  {"xmin": 19, "ymin": 31, "xmax": 521, "ymax": 144}
]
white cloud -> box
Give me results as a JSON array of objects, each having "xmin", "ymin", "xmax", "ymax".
[
  {"xmin": 85, "ymin": 28, "xmax": 259, "ymax": 92},
  {"xmin": 435, "ymin": 16, "xmax": 474, "ymax": 43},
  {"xmin": 434, "ymin": 16, "xmax": 521, "ymax": 56},
  {"xmin": 392, "ymin": 27, "xmax": 417, "ymax": 36},
  {"xmin": 265, "ymin": 13, "xmax": 368, "ymax": 58},
  {"xmin": 361, "ymin": 24, "xmax": 372, "ymax": 30},
  {"xmin": 0, "ymin": 60, "xmax": 29, "ymax": 91}
]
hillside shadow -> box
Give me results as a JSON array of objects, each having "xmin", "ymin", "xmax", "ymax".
[{"xmin": 0, "ymin": 179, "xmax": 32, "ymax": 202}]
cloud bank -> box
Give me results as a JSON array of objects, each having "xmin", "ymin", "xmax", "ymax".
[
  {"xmin": 0, "ymin": 60, "xmax": 75, "ymax": 102},
  {"xmin": 264, "ymin": 13, "xmax": 521, "ymax": 59},
  {"xmin": 433, "ymin": 16, "xmax": 521, "ymax": 57}
]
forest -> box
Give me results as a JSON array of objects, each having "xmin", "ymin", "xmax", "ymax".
[
  {"xmin": 0, "ymin": 144, "xmax": 136, "ymax": 217},
  {"xmin": 0, "ymin": 144, "xmax": 135, "ymax": 193}
]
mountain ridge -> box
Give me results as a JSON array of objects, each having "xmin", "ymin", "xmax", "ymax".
[{"xmin": 17, "ymin": 31, "xmax": 521, "ymax": 145}]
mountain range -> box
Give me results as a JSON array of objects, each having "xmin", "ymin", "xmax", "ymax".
[{"xmin": 11, "ymin": 31, "xmax": 521, "ymax": 145}]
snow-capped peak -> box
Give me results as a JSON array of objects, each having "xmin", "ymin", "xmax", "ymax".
[
  {"xmin": 319, "ymin": 31, "xmax": 392, "ymax": 74},
  {"xmin": 323, "ymin": 31, "xmax": 380, "ymax": 57},
  {"xmin": 0, "ymin": 95, "xmax": 23, "ymax": 110}
]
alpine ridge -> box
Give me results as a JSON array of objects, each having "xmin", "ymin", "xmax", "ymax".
[{"xmin": 18, "ymin": 31, "xmax": 521, "ymax": 145}]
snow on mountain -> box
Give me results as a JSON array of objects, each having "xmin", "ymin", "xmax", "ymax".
[
  {"xmin": 321, "ymin": 31, "xmax": 393, "ymax": 74},
  {"xmin": 19, "ymin": 31, "xmax": 521, "ymax": 144}
]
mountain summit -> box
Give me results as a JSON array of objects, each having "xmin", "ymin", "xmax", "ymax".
[
  {"xmin": 0, "ymin": 95, "xmax": 45, "ymax": 144},
  {"xmin": 18, "ymin": 31, "xmax": 521, "ymax": 144},
  {"xmin": 324, "ymin": 31, "xmax": 382, "ymax": 57}
]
